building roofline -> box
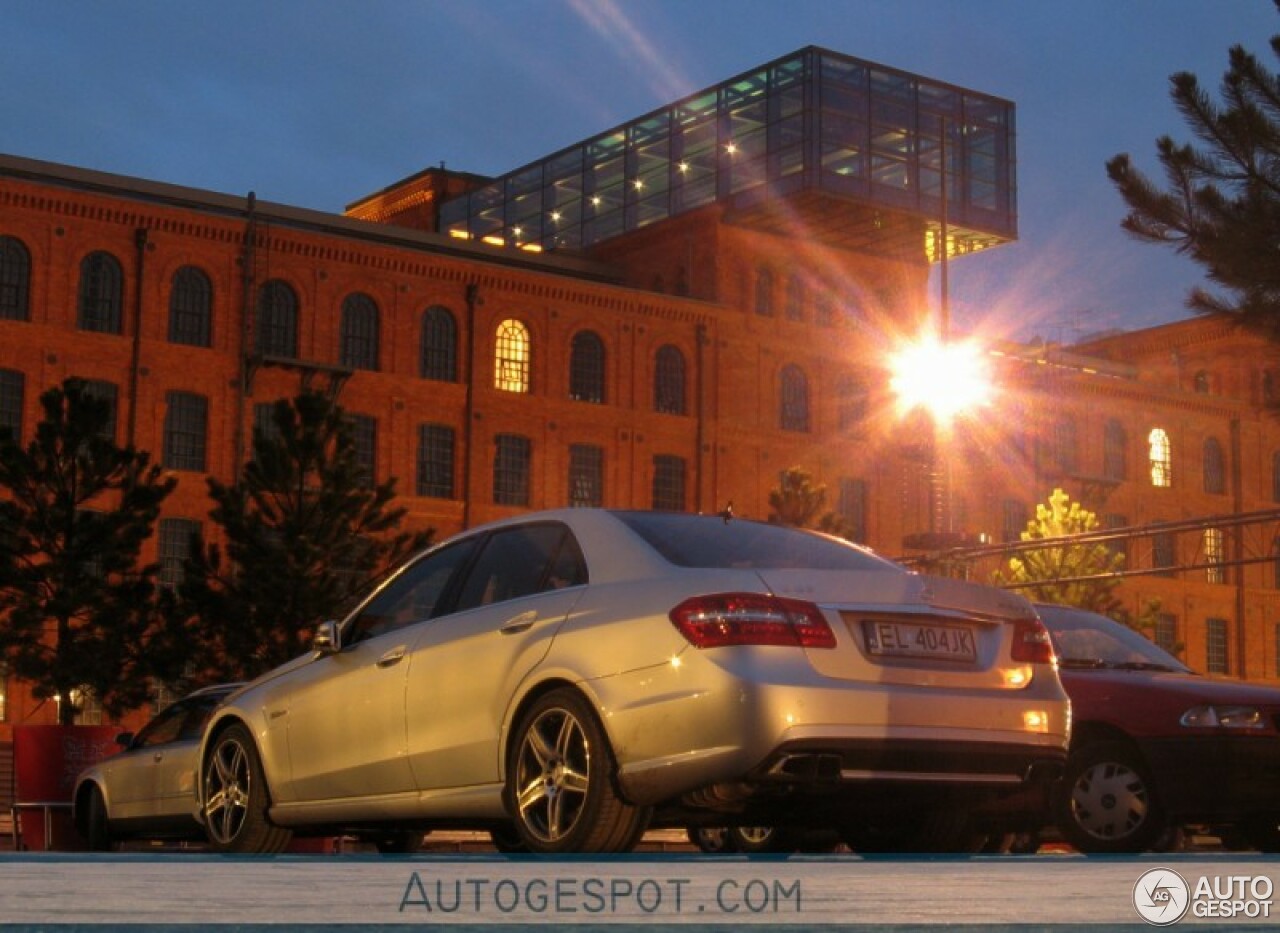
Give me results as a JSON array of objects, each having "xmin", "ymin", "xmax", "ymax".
[{"xmin": 0, "ymin": 152, "xmax": 620, "ymax": 284}]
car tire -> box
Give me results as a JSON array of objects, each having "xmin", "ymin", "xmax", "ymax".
[
  {"xmin": 202, "ymin": 723, "xmax": 293, "ymax": 854},
  {"xmin": 687, "ymin": 826, "xmax": 736, "ymax": 853},
  {"xmin": 372, "ymin": 830, "xmax": 424, "ymax": 854},
  {"xmin": 505, "ymin": 688, "xmax": 650, "ymax": 853},
  {"xmin": 84, "ymin": 785, "xmax": 115, "ymax": 852},
  {"xmin": 1055, "ymin": 740, "xmax": 1166, "ymax": 854},
  {"xmin": 489, "ymin": 825, "xmax": 529, "ymax": 853}
]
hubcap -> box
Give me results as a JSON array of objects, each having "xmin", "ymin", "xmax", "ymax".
[
  {"xmin": 204, "ymin": 737, "xmax": 252, "ymax": 845},
  {"xmin": 1070, "ymin": 760, "xmax": 1148, "ymax": 840},
  {"xmin": 514, "ymin": 708, "xmax": 590, "ymax": 844}
]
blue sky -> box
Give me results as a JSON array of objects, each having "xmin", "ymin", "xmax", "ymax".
[{"xmin": 2, "ymin": 0, "xmax": 1275, "ymax": 343}]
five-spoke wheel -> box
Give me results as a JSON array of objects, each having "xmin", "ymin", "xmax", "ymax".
[{"xmin": 202, "ymin": 724, "xmax": 292, "ymax": 853}]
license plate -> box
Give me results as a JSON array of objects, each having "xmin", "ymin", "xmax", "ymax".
[{"xmin": 861, "ymin": 619, "xmax": 977, "ymax": 662}]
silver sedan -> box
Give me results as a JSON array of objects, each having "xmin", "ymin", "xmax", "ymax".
[{"xmin": 196, "ymin": 509, "xmax": 1069, "ymax": 854}]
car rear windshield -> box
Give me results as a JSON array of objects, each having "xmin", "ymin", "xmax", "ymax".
[{"xmin": 612, "ymin": 511, "xmax": 900, "ymax": 572}]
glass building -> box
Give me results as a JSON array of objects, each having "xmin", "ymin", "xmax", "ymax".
[{"xmin": 439, "ymin": 46, "xmax": 1016, "ymax": 261}]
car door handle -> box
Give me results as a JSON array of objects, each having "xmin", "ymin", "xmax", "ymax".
[
  {"xmin": 376, "ymin": 646, "xmax": 407, "ymax": 667},
  {"xmin": 500, "ymin": 611, "xmax": 538, "ymax": 634}
]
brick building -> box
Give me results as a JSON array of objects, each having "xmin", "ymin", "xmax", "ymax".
[{"xmin": 1, "ymin": 44, "xmax": 1279, "ymax": 764}]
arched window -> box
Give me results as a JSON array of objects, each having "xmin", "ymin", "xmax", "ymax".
[
  {"xmin": 0, "ymin": 235, "xmax": 31, "ymax": 321},
  {"xmin": 1149, "ymin": 427, "xmax": 1172, "ymax": 488},
  {"xmin": 339, "ymin": 293, "xmax": 380, "ymax": 371},
  {"xmin": 77, "ymin": 251, "xmax": 123, "ymax": 333},
  {"xmin": 785, "ymin": 275, "xmax": 804, "ymax": 321},
  {"xmin": 836, "ymin": 373, "xmax": 868, "ymax": 430},
  {"xmin": 1103, "ymin": 419, "xmax": 1127, "ymax": 481},
  {"xmin": 780, "ymin": 364, "xmax": 810, "ymax": 432},
  {"xmin": 569, "ymin": 330, "xmax": 606, "ymax": 403},
  {"xmin": 755, "ymin": 268, "xmax": 774, "ymax": 316},
  {"xmin": 256, "ymin": 279, "xmax": 298, "ymax": 358},
  {"xmin": 1203, "ymin": 437, "xmax": 1226, "ymax": 494},
  {"xmin": 420, "ymin": 306, "xmax": 457, "ymax": 382},
  {"xmin": 168, "ymin": 266, "xmax": 212, "ymax": 347},
  {"xmin": 494, "ymin": 319, "xmax": 530, "ymax": 393},
  {"xmin": 654, "ymin": 345, "xmax": 686, "ymax": 415}
]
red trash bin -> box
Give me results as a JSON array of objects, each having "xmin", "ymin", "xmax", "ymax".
[{"xmin": 13, "ymin": 725, "xmax": 120, "ymax": 851}]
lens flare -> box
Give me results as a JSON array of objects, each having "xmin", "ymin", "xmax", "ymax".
[{"xmin": 889, "ymin": 335, "xmax": 991, "ymax": 423}]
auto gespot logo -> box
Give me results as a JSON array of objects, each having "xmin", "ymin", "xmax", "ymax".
[{"xmin": 1134, "ymin": 868, "xmax": 1275, "ymax": 924}]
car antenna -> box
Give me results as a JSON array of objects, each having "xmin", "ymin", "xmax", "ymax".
[{"xmin": 719, "ymin": 500, "xmax": 734, "ymax": 523}]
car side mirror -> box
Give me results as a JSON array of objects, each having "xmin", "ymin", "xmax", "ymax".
[{"xmin": 313, "ymin": 619, "xmax": 341, "ymax": 655}]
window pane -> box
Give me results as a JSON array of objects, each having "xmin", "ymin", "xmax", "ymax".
[
  {"xmin": 169, "ymin": 266, "xmax": 212, "ymax": 347},
  {"xmin": 1203, "ymin": 437, "xmax": 1225, "ymax": 495},
  {"xmin": 256, "ymin": 280, "xmax": 298, "ymax": 358},
  {"xmin": 652, "ymin": 454, "xmax": 686, "ymax": 511},
  {"xmin": 780, "ymin": 365, "xmax": 809, "ymax": 432},
  {"xmin": 417, "ymin": 424, "xmax": 455, "ymax": 499},
  {"xmin": 1206, "ymin": 618, "xmax": 1229, "ymax": 674},
  {"xmin": 77, "ymin": 251, "xmax": 123, "ymax": 334},
  {"xmin": 164, "ymin": 392, "xmax": 208, "ymax": 471},
  {"xmin": 654, "ymin": 345, "xmax": 686, "ymax": 415},
  {"xmin": 81, "ymin": 380, "xmax": 118, "ymax": 442},
  {"xmin": 1149, "ymin": 428, "xmax": 1172, "ymax": 487},
  {"xmin": 569, "ymin": 444, "xmax": 604, "ymax": 507},
  {"xmin": 421, "ymin": 306, "xmax": 458, "ymax": 381},
  {"xmin": 340, "ymin": 293, "xmax": 380, "ymax": 371},
  {"xmin": 347, "ymin": 414, "xmax": 377, "ymax": 486},
  {"xmin": 495, "ymin": 320, "xmax": 530, "ymax": 393},
  {"xmin": 0, "ymin": 368, "xmax": 24, "ymax": 439},
  {"xmin": 158, "ymin": 517, "xmax": 201, "ymax": 588},
  {"xmin": 569, "ymin": 331, "xmax": 606, "ymax": 404},
  {"xmin": 494, "ymin": 434, "xmax": 531, "ymax": 505},
  {"xmin": 0, "ymin": 235, "xmax": 32, "ymax": 322}
]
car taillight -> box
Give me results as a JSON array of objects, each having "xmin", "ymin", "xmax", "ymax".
[
  {"xmin": 669, "ymin": 593, "xmax": 837, "ymax": 649},
  {"xmin": 1011, "ymin": 618, "xmax": 1055, "ymax": 664}
]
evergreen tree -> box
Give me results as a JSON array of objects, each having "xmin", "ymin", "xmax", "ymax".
[
  {"xmin": 0, "ymin": 379, "xmax": 178, "ymax": 724},
  {"xmin": 180, "ymin": 392, "xmax": 433, "ymax": 680},
  {"xmin": 1107, "ymin": 5, "xmax": 1280, "ymax": 335},
  {"xmin": 991, "ymin": 488, "xmax": 1126, "ymax": 617},
  {"xmin": 767, "ymin": 466, "xmax": 857, "ymax": 540}
]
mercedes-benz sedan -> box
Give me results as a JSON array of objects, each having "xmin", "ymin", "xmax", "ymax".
[{"xmin": 196, "ymin": 509, "xmax": 1069, "ymax": 854}]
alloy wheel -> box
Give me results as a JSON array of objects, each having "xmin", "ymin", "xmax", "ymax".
[
  {"xmin": 204, "ymin": 734, "xmax": 253, "ymax": 845},
  {"xmin": 513, "ymin": 706, "xmax": 591, "ymax": 844}
]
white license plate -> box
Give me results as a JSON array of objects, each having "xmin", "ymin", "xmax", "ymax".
[{"xmin": 862, "ymin": 620, "xmax": 977, "ymax": 662}]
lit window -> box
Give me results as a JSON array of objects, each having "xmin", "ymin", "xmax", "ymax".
[
  {"xmin": 1204, "ymin": 527, "xmax": 1224, "ymax": 584},
  {"xmin": 495, "ymin": 320, "xmax": 531, "ymax": 393},
  {"xmin": 1203, "ymin": 437, "xmax": 1225, "ymax": 495},
  {"xmin": 1149, "ymin": 427, "xmax": 1172, "ymax": 487}
]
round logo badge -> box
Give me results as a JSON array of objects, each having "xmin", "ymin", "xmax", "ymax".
[{"xmin": 1133, "ymin": 868, "xmax": 1190, "ymax": 926}]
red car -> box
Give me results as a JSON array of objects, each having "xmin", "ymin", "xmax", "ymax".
[{"xmin": 1039, "ymin": 604, "xmax": 1280, "ymax": 853}]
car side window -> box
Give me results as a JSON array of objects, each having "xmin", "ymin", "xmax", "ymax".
[
  {"xmin": 346, "ymin": 539, "xmax": 477, "ymax": 644},
  {"xmin": 133, "ymin": 702, "xmax": 190, "ymax": 748},
  {"xmin": 177, "ymin": 695, "xmax": 226, "ymax": 741},
  {"xmin": 453, "ymin": 523, "xmax": 584, "ymax": 613}
]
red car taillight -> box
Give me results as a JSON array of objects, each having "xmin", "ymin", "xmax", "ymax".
[
  {"xmin": 1011, "ymin": 617, "xmax": 1055, "ymax": 664},
  {"xmin": 669, "ymin": 593, "xmax": 837, "ymax": 649}
]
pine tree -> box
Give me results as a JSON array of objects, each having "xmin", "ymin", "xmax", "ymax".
[
  {"xmin": 1106, "ymin": 6, "xmax": 1280, "ymax": 335},
  {"xmin": 180, "ymin": 392, "xmax": 433, "ymax": 680},
  {"xmin": 991, "ymin": 488, "xmax": 1126, "ymax": 617},
  {"xmin": 0, "ymin": 379, "xmax": 178, "ymax": 724}
]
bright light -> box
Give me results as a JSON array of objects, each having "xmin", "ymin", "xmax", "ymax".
[{"xmin": 889, "ymin": 335, "xmax": 991, "ymax": 423}]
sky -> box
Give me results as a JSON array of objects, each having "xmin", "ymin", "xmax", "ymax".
[{"xmin": 2, "ymin": 0, "xmax": 1276, "ymax": 344}]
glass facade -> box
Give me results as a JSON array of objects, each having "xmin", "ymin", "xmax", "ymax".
[{"xmin": 439, "ymin": 47, "xmax": 1015, "ymax": 259}]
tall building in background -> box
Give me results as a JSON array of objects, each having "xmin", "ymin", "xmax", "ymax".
[{"xmin": 2, "ymin": 45, "xmax": 1280, "ymax": 759}]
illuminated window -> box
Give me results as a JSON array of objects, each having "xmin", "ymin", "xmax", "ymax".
[
  {"xmin": 77, "ymin": 251, "xmax": 123, "ymax": 334},
  {"xmin": 421, "ymin": 306, "xmax": 458, "ymax": 382},
  {"xmin": 1203, "ymin": 437, "xmax": 1225, "ymax": 495},
  {"xmin": 652, "ymin": 455, "xmax": 686, "ymax": 511},
  {"xmin": 1, "ymin": 235, "xmax": 32, "ymax": 321},
  {"xmin": 1206, "ymin": 618, "xmax": 1229, "ymax": 674},
  {"xmin": 780, "ymin": 364, "xmax": 810, "ymax": 432},
  {"xmin": 494, "ymin": 319, "xmax": 531, "ymax": 393},
  {"xmin": 654, "ymin": 345, "xmax": 686, "ymax": 415},
  {"xmin": 169, "ymin": 266, "xmax": 212, "ymax": 347},
  {"xmin": 1148, "ymin": 427, "xmax": 1172, "ymax": 487},
  {"xmin": 417, "ymin": 424, "xmax": 455, "ymax": 499},
  {"xmin": 493, "ymin": 434, "xmax": 531, "ymax": 505},
  {"xmin": 569, "ymin": 331, "xmax": 606, "ymax": 403},
  {"xmin": 340, "ymin": 293, "xmax": 380, "ymax": 371},
  {"xmin": 256, "ymin": 279, "xmax": 298, "ymax": 359},
  {"xmin": 1204, "ymin": 527, "xmax": 1225, "ymax": 584},
  {"xmin": 1103, "ymin": 419, "xmax": 1127, "ymax": 481},
  {"xmin": 569, "ymin": 444, "xmax": 604, "ymax": 507}
]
